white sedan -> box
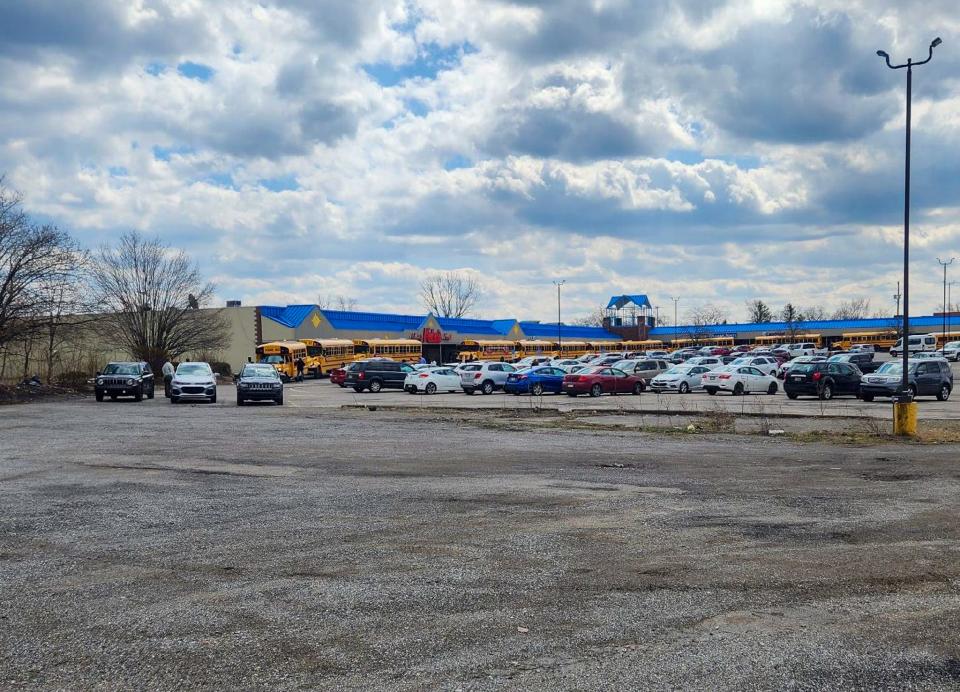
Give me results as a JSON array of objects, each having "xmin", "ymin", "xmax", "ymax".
[
  {"xmin": 728, "ymin": 355, "xmax": 779, "ymax": 376},
  {"xmin": 649, "ymin": 364, "xmax": 712, "ymax": 393},
  {"xmin": 403, "ymin": 367, "xmax": 461, "ymax": 394},
  {"xmin": 701, "ymin": 365, "xmax": 779, "ymax": 396}
]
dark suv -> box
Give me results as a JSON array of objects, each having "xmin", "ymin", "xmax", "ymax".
[
  {"xmin": 827, "ymin": 352, "xmax": 882, "ymax": 374},
  {"xmin": 95, "ymin": 362, "xmax": 155, "ymax": 402},
  {"xmin": 859, "ymin": 359, "xmax": 953, "ymax": 401},
  {"xmin": 784, "ymin": 361, "xmax": 861, "ymax": 400},
  {"xmin": 345, "ymin": 360, "xmax": 416, "ymax": 392}
]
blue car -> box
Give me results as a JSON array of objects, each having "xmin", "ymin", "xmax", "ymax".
[{"xmin": 503, "ymin": 366, "xmax": 566, "ymax": 395}]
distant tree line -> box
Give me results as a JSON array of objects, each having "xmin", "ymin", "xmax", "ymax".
[{"xmin": 0, "ymin": 176, "xmax": 228, "ymax": 382}]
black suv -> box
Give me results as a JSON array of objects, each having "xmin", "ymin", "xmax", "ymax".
[
  {"xmin": 784, "ymin": 361, "xmax": 861, "ymax": 400},
  {"xmin": 95, "ymin": 362, "xmax": 155, "ymax": 402},
  {"xmin": 236, "ymin": 363, "xmax": 284, "ymax": 406},
  {"xmin": 827, "ymin": 352, "xmax": 882, "ymax": 374},
  {"xmin": 345, "ymin": 360, "xmax": 416, "ymax": 392},
  {"xmin": 859, "ymin": 359, "xmax": 953, "ymax": 401}
]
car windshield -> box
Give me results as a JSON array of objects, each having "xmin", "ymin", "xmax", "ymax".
[
  {"xmin": 791, "ymin": 363, "xmax": 820, "ymax": 374},
  {"xmin": 242, "ymin": 365, "xmax": 277, "ymax": 378},
  {"xmin": 711, "ymin": 366, "xmax": 734, "ymax": 374},
  {"xmin": 177, "ymin": 363, "xmax": 211, "ymax": 375},
  {"xmin": 663, "ymin": 367, "xmax": 689, "ymax": 376},
  {"xmin": 612, "ymin": 360, "xmax": 635, "ymax": 369},
  {"xmin": 877, "ymin": 362, "xmax": 904, "ymax": 375},
  {"xmin": 827, "ymin": 355, "xmax": 848, "ymax": 362},
  {"xmin": 946, "ymin": 342, "xmax": 960, "ymax": 349},
  {"xmin": 102, "ymin": 363, "xmax": 140, "ymax": 375},
  {"xmin": 578, "ymin": 366, "xmax": 605, "ymax": 375}
]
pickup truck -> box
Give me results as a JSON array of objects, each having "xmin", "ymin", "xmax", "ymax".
[{"xmin": 827, "ymin": 352, "xmax": 882, "ymax": 374}]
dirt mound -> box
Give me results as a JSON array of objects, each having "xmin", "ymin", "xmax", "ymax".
[{"xmin": 0, "ymin": 381, "xmax": 88, "ymax": 405}]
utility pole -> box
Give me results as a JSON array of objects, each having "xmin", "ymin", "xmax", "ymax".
[
  {"xmin": 938, "ymin": 258, "xmax": 954, "ymax": 349},
  {"xmin": 877, "ymin": 37, "xmax": 941, "ymax": 432},
  {"xmin": 893, "ymin": 281, "xmax": 901, "ymax": 319},
  {"xmin": 654, "ymin": 305, "xmax": 661, "ymax": 326},
  {"xmin": 552, "ymin": 280, "xmax": 565, "ymax": 352},
  {"xmin": 671, "ymin": 296, "xmax": 680, "ymax": 347}
]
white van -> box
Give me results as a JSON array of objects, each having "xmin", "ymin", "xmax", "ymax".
[{"xmin": 890, "ymin": 333, "xmax": 937, "ymax": 358}]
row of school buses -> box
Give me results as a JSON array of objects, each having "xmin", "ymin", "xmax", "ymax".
[{"xmin": 253, "ymin": 330, "xmax": 920, "ymax": 380}]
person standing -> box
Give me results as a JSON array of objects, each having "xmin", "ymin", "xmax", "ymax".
[
  {"xmin": 295, "ymin": 356, "xmax": 305, "ymax": 382},
  {"xmin": 162, "ymin": 359, "xmax": 175, "ymax": 398}
]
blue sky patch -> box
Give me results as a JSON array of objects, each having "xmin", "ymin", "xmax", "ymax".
[
  {"xmin": 107, "ymin": 166, "xmax": 128, "ymax": 177},
  {"xmin": 443, "ymin": 155, "xmax": 472, "ymax": 171},
  {"xmin": 259, "ymin": 174, "xmax": 299, "ymax": 192},
  {"xmin": 362, "ymin": 42, "xmax": 477, "ymax": 87},
  {"xmin": 177, "ymin": 61, "xmax": 215, "ymax": 82},
  {"xmin": 146, "ymin": 62, "xmax": 166, "ymax": 76},
  {"xmin": 152, "ymin": 145, "xmax": 195, "ymax": 161},
  {"xmin": 200, "ymin": 172, "xmax": 235, "ymax": 189},
  {"xmin": 405, "ymin": 99, "xmax": 430, "ymax": 117}
]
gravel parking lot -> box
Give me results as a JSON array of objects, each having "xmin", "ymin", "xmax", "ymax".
[{"xmin": 2, "ymin": 398, "xmax": 960, "ymax": 690}]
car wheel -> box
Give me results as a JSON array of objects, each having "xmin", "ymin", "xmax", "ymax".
[
  {"xmin": 147, "ymin": 385, "xmax": 154, "ymax": 400},
  {"xmin": 170, "ymin": 396, "xmax": 179, "ymax": 404},
  {"xmin": 95, "ymin": 392, "xmax": 104, "ymax": 402},
  {"xmin": 210, "ymin": 393, "xmax": 217, "ymax": 404},
  {"xmin": 733, "ymin": 383, "xmax": 744, "ymax": 396},
  {"xmin": 937, "ymin": 384, "xmax": 951, "ymax": 401},
  {"xmin": 786, "ymin": 392, "xmax": 798, "ymax": 400},
  {"xmin": 706, "ymin": 388, "xmax": 717, "ymax": 396},
  {"xmin": 861, "ymin": 393, "xmax": 874, "ymax": 402},
  {"xmin": 134, "ymin": 388, "xmax": 143, "ymax": 402},
  {"xmin": 531, "ymin": 382, "xmax": 544, "ymax": 396},
  {"xmin": 819, "ymin": 383, "xmax": 833, "ymax": 400},
  {"xmin": 426, "ymin": 382, "xmax": 437, "ymax": 394},
  {"xmin": 369, "ymin": 379, "xmax": 382, "ymax": 393},
  {"xmin": 481, "ymin": 380, "xmax": 494, "ymax": 395},
  {"xmin": 632, "ymin": 383, "xmax": 643, "ymax": 395},
  {"xmin": 678, "ymin": 382, "xmax": 690, "ymax": 394},
  {"xmin": 353, "ymin": 386, "xmax": 364, "ymax": 393},
  {"xmin": 464, "ymin": 388, "xmax": 475, "ymax": 395},
  {"xmin": 908, "ymin": 384, "xmax": 918, "ymax": 399},
  {"xmin": 567, "ymin": 392, "xmax": 578, "ymax": 397},
  {"xmin": 237, "ymin": 398, "xmax": 245, "ymax": 406},
  {"xmin": 276, "ymin": 395, "xmax": 284, "ymax": 405},
  {"xmin": 767, "ymin": 382, "xmax": 778, "ymax": 395},
  {"xmin": 590, "ymin": 384, "xmax": 602, "ymax": 398}
]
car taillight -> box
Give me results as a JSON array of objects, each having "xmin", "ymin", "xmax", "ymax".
[
  {"xmin": 474, "ymin": 373, "xmax": 482, "ymax": 379},
  {"xmin": 812, "ymin": 371, "xmax": 822, "ymax": 381},
  {"xmin": 518, "ymin": 375, "xmax": 527, "ymax": 380},
  {"xmin": 358, "ymin": 372, "xmax": 365, "ymax": 380},
  {"xmin": 718, "ymin": 374, "xmax": 731, "ymax": 379},
  {"xmin": 419, "ymin": 373, "xmax": 429, "ymax": 378},
  {"xmin": 578, "ymin": 376, "xmax": 588, "ymax": 381}
]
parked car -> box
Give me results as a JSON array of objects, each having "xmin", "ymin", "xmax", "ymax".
[
  {"xmin": 235, "ymin": 363, "xmax": 283, "ymax": 406},
  {"xmin": 728, "ymin": 355, "xmax": 779, "ymax": 376},
  {"xmin": 404, "ymin": 366, "xmax": 461, "ymax": 394},
  {"xmin": 649, "ymin": 364, "xmax": 712, "ymax": 393},
  {"xmin": 460, "ymin": 361, "xmax": 517, "ymax": 395},
  {"xmin": 777, "ymin": 355, "xmax": 827, "ymax": 379},
  {"xmin": 330, "ymin": 362, "xmax": 357, "ymax": 387},
  {"xmin": 170, "ymin": 362, "xmax": 217, "ymax": 404},
  {"xmin": 94, "ymin": 361, "xmax": 155, "ymax": 402},
  {"xmin": 701, "ymin": 365, "xmax": 779, "ymax": 396},
  {"xmin": 588, "ymin": 354, "xmax": 625, "ymax": 367},
  {"xmin": 514, "ymin": 356, "xmax": 553, "ymax": 369},
  {"xmin": 647, "ymin": 350, "xmax": 670, "ymax": 358},
  {"xmin": 504, "ymin": 366, "xmax": 567, "ymax": 395},
  {"xmin": 911, "ymin": 351, "xmax": 945, "ymax": 360},
  {"xmin": 859, "ymin": 359, "xmax": 952, "ymax": 401},
  {"xmin": 562, "ymin": 366, "xmax": 645, "ymax": 397},
  {"xmin": 551, "ymin": 359, "xmax": 583, "ymax": 371},
  {"xmin": 827, "ymin": 352, "xmax": 882, "ymax": 374},
  {"xmin": 939, "ymin": 341, "xmax": 960, "ymax": 361},
  {"xmin": 848, "ymin": 344, "xmax": 876, "ymax": 354},
  {"xmin": 684, "ymin": 356, "xmax": 722, "ymax": 368},
  {"xmin": 611, "ymin": 358, "xmax": 670, "ymax": 383},
  {"xmin": 783, "ymin": 361, "xmax": 861, "ymax": 400},
  {"xmin": 345, "ymin": 360, "xmax": 416, "ymax": 392},
  {"xmin": 730, "ymin": 345, "xmax": 753, "ymax": 354},
  {"xmin": 890, "ymin": 333, "xmax": 938, "ymax": 358}
]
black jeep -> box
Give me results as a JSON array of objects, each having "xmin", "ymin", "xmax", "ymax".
[{"xmin": 95, "ymin": 362, "xmax": 155, "ymax": 402}]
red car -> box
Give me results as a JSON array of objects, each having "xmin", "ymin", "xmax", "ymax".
[
  {"xmin": 709, "ymin": 347, "xmax": 732, "ymax": 356},
  {"xmin": 330, "ymin": 366, "xmax": 349, "ymax": 387},
  {"xmin": 563, "ymin": 366, "xmax": 645, "ymax": 397}
]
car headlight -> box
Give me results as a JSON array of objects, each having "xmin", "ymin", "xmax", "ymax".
[
  {"xmin": 96, "ymin": 378, "xmax": 104, "ymax": 386},
  {"xmin": 273, "ymin": 382, "xmax": 281, "ymax": 388},
  {"xmin": 238, "ymin": 382, "xmax": 249, "ymax": 388},
  {"xmin": 126, "ymin": 378, "xmax": 135, "ymax": 386}
]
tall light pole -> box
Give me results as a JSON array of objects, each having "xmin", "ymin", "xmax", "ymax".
[
  {"xmin": 654, "ymin": 305, "xmax": 661, "ymax": 326},
  {"xmin": 877, "ymin": 37, "xmax": 941, "ymax": 418},
  {"xmin": 671, "ymin": 296, "xmax": 680, "ymax": 346},
  {"xmin": 938, "ymin": 257, "xmax": 955, "ymax": 349},
  {"xmin": 893, "ymin": 281, "xmax": 901, "ymax": 318},
  {"xmin": 949, "ymin": 281, "xmax": 959, "ymax": 343},
  {"xmin": 552, "ymin": 280, "xmax": 565, "ymax": 352}
]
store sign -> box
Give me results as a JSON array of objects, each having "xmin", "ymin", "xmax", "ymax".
[{"xmin": 411, "ymin": 328, "xmax": 449, "ymax": 343}]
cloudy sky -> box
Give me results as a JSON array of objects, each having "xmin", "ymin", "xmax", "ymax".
[{"xmin": 1, "ymin": 0, "xmax": 959, "ymax": 323}]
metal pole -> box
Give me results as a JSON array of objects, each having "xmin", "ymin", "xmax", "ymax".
[
  {"xmin": 938, "ymin": 258, "xmax": 954, "ymax": 350},
  {"xmin": 671, "ymin": 296, "xmax": 680, "ymax": 346},
  {"xmin": 552, "ymin": 280, "xmax": 564, "ymax": 353}
]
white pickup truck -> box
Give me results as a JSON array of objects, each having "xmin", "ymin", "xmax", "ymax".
[{"xmin": 786, "ymin": 342, "xmax": 819, "ymax": 358}]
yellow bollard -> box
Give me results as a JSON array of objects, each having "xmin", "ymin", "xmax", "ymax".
[{"xmin": 893, "ymin": 401, "xmax": 918, "ymax": 436}]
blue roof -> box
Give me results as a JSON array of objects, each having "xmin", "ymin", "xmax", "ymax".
[
  {"xmin": 606, "ymin": 294, "xmax": 652, "ymax": 310},
  {"xmin": 259, "ymin": 304, "xmax": 316, "ymax": 328},
  {"xmin": 519, "ymin": 321, "xmax": 621, "ymax": 340},
  {"xmin": 648, "ymin": 315, "xmax": 925, "ymax": 338},
  {"xmin": 322, "ymin": 309, "xmax": 423, "ymax": 333},
  {"xmin": 434, "ymin": 316, "xmax": 506, "ymax": 336}
]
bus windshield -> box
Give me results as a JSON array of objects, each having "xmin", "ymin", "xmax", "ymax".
[{"xmin": 259, "ymin": 355, "xmax": 285, "ymax": 364}]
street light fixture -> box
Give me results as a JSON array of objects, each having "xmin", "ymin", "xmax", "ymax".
[
  {"xmin": 552, "ymin": 280, "xmax": 565, "ymax": 352},
  {"xmin": 877, "ymin": 37, "xmax": 942, "ymax": 434}
]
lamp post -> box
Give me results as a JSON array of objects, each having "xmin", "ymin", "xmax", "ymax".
[
  {"xmin": 877, "ymin": 37, "xmax": 942, "ymax": 434},
  {"xmin": 671, "ymin": 296, "xmax": 680, "ymax": 346},
  {"xmin": 938, "ymin": 257, "xmax": 955, "ymax": 350},
  {"xmin": 949, "ymin": 281, "xmax": 959, "ymax": 346},
  {"xmin": 553, "ymin": 280, "xmax": 565, "ymax": 352}
]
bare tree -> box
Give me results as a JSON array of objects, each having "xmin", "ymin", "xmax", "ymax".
[
  {"xmin": 318, "ymin": 294, "xmax": 358, "ymax": 311},
  {"xmin": 0, "ymin": 179, "xmax": 85, "ymax": 357},
  {"xmin": 571, "ymin": 307, "xmax": 606, "ymax": 327},
  {"xmin": 831, "ymin": 298, "xmax": 870, "ymax": 320},
  {"xmin": 685, "ymin": 303, "xmax": 729, "ymax": 344},
  {"xmin": 89, "ymin": 231, "xmax": 230, "ymax": 372},
  {"xmin": 799, "ymin": 304, "xmax": 827, "ymax": 321},
  {"xmin": 745, "ymin": 299, "xmax": 773, "ymax": 323},
  {"xmin": 419, "ymin": 271, "xmax": 481, "ymax": 318},
  {"xmin": 780, "ymin": 303, "xmax": 802, "ymax": 341}
]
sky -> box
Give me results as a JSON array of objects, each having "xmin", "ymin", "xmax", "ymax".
[{"xmin": 1, "ymin": 0, "xmax": 959, "ymax": 324}]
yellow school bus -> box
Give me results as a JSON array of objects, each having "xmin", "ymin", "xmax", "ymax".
[
  {"xmin": 589, "ymin": 340, "xmax": 623, "ymax": 353},
  {"xmin": 704, "ymin": 336, "xmax": 735, "ymax": 348},
  {"xmin": 515, "ymin": 340, "xmax": 557, "ymax": 358},
  {"xmin": 622, "ymin": 340, "xmax": 664, "ymax": 352},
  {"xmin": 353, "ymin": 338, "xmax": 422, "ymax": 362},
  {"xmin": 837, "ymin": 331, "xmax": 898, "ymax": 350},
  {"xmin": 256, "ymin": 341, "xmax": 308, "ymax": 380},
  {"xmin": 457, "ymin": 340, "xmax": 517, "ymax": 362},
  {"xmin": 299, "ymin": 338, "xmax": 356, "ymax": 377},
  {"xmin": 751, "ymin": 335, "xmax": 782, "ymax": 348},
  {"xmin": 670, "ymin": 338, "xmax": 695, "ymax": 348},
  {"xmin": 557, "ymin": 341, "xmax": 590, "ymax": 358}
]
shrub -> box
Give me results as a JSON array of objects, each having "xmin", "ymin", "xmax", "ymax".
[
  {"xmin": 209, "ymin": 361, "xmax": 232, "ymax": 377},
  {"xmin": 57, "ymin": 370, "xmax": 93, "ymax": 391}
]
